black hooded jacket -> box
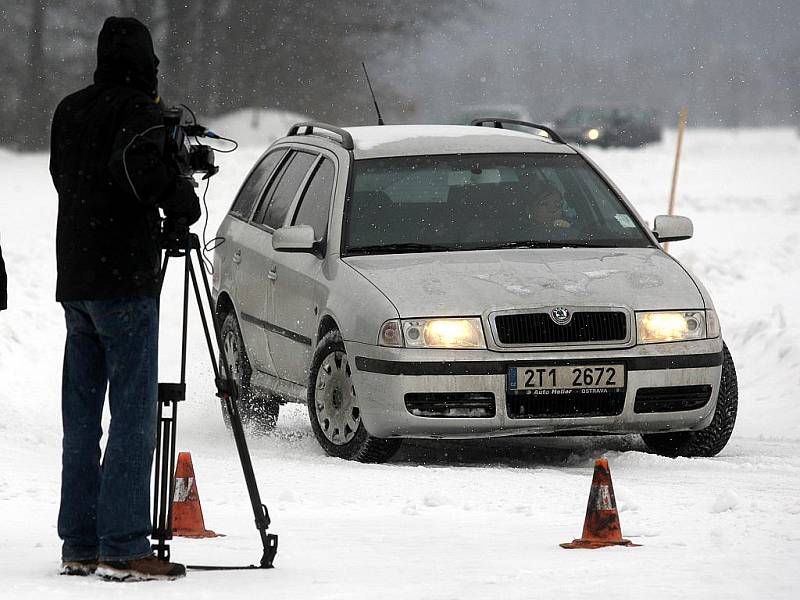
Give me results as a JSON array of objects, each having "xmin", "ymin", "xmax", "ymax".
[{"xmin": 50, "ymin": 17, "xmax": 199, "ymax": 301}]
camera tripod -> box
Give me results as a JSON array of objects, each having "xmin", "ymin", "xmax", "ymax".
[{"xmin": 151, "ymin": 229, "xmax": 278, "ymax": 570}]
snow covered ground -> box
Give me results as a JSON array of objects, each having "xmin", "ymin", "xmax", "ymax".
[{"xmin": 1, "ymin": 116, "xmax": 799, "ymax": 598}]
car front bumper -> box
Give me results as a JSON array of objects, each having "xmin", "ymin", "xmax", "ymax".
[{"xmin": 348, "ymin": 338, "xmax": 724, "ymax": 439}]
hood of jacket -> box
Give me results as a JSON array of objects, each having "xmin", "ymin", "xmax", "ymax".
[{"xmin": 93, "ymin": 16, "xmax": 159, "ymax": 98}]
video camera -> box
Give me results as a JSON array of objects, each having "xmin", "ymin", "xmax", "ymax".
[{"xmin": 162, "ymin": 106, "xmax": 220, "ymax": 183}]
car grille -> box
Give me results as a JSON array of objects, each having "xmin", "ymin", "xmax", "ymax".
[
  {"xmin": 507, "ymin": 389, "xmax": 625, "ymax": 419},
  {"xmin": 494, "ymin": 311, "xmax": 628, "ymax": 345},
  {"xmin": 634, "ymin": 385, "xmax": 713, "ymax": 413}
]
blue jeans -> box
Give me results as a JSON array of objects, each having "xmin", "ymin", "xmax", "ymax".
[{"xmin": 58, "ymin": 297, "xmax": 159, "ymax": 562}]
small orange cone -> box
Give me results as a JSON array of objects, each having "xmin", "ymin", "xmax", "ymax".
[
  {"xmin": 171, "ymin": 452, "xmax": 224, "ymax": 538},
  {"xmin": 560, "ymin": 457, "xmax": 640, "ymax": 549}
]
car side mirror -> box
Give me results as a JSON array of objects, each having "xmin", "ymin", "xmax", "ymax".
[
  {"xmin": 653, "ymin": 215, "xmax": 693, "ymax": 242},
  {"xmin": 272, "ymin": 225, "xmax": 316, "ymax": 253}
]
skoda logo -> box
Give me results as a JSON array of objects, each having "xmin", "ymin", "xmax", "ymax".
[{"xmin": 550, "ymin": 307, "xmax": 571, "ymax": 325}]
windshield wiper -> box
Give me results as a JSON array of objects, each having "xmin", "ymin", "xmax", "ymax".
[
  {"xmin": 346, "ymin": 240, "xmax": 626, "ymax": 255},
  {"xmin": 470, "ymin": 241, "xmax": 620, "ymax": 250},
  {"xmin": 346, "ymin": 242, "xmax": 453, "ymax": 255},
  {"xmin": 480, "ymin": 241, "xmax": 559, "ymax": 249}
]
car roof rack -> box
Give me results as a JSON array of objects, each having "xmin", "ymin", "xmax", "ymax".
[
  {"xmin": 287, "ymin": 121, "xmax": 354, "ymax": 150},
  {"xmin": 470, "ymin": 118, "xmax": 566, "ymax": 144}
]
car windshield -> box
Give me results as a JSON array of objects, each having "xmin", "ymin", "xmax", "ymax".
[{"xmin": 344, "ymin": 153, "xmax": 653, "ymax": 255}]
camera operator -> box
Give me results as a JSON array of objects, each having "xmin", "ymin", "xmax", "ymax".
[{"xmin": 49, "ymin": 16, "xmax": 199, "ymax": 581}]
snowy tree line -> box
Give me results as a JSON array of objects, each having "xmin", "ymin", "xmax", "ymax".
[
  {"xmin": 1, "ymin": 0, "xmax": 799, "ymax": 151},
  {"xmin": 1, "ymin": 0, "xmax": 474, "ymax": 150}
]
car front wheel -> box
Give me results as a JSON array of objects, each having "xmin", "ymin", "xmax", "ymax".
[
  {"xmin": 642, "ymin": 342, "xmax": 738, "ymax": 457},
  {"xmin": 308, "ymin": 331, "xmax": 401, "ymax": 462}
]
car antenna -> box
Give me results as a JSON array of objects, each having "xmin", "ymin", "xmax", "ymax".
[{"xmin": 361, "ymin": 62, "xmax": 385, "ymax": 125}]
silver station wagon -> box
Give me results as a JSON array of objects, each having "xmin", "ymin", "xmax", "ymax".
[{"xmin": 212, "ymin": 119, "xmax": 738, "ymax": 462}]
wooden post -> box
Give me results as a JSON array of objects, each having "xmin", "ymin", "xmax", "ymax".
[{"xmin": 664, "ymin": 108, "xmax": 688, "ymax": 253}]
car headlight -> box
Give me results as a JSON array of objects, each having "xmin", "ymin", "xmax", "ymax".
[
  {"xmin": 636, "ymin": 311, "xmax": 708, "ymax": 343},
  {"xmin": 379, "ymin": 318, "xmax": 486, "ymax": 348}
]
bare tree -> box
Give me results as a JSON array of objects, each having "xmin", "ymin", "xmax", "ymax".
[{"xmin": 18, "ymin": 0, "xmax": 48, "ymax": 149}]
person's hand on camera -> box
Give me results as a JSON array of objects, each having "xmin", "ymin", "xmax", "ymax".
[{"xmin": 163, "ymin": 177, "xmax": 201, "ymax": 226}]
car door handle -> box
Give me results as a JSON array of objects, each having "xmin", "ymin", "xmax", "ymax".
[
  {"xmin": 267, "ymin": 267, "xmax": 277, "ymax": 281},
  {"xmin": 232, "ymin": 249, "xmax": 241, "ymax": 264}
]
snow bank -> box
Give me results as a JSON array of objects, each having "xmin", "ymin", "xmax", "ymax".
[{"xmin": 206, "ymin": 108, "xmax": 307, "ymax": 149}]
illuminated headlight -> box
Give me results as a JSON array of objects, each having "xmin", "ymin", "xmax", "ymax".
[
  {"xmin": 636, "ymin": 311, "xmax": 707, "ymax": 343},
  {"xmin": 586, "ymin": 128, "xmax": 601, "ymax": 141},
  {"xmin": 379, "ymin": 318, "xmax": 486, "ymax": 348}
]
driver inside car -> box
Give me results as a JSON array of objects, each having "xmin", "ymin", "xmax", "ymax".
[{"xmin": 526, "ymin": 182, "xmax": 572, "ymax": 230}]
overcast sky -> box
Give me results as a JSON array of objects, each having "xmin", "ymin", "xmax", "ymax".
[{"xmin": 379, "ymin": 0, "xmax": 800, "ymax": 126}]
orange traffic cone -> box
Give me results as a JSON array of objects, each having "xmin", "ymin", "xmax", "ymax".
[
  {"xmin": 171, "ymin": 452, "xmax": 223, "ymax": 538},
  {"xmin": 560, "ymin": 457, "xmax": 640, "ymax": 549}
]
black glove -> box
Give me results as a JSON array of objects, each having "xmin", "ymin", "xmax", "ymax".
[{"xmin": 163, "ymin": 177, "xmax": 201, "ymax": 226}]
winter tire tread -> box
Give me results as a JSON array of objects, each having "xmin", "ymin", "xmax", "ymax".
[{"xmin": 642, "ymin": 341, "xmax": 738, "ymax": 458}]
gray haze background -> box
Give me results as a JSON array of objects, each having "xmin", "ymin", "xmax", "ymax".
[{"xmin": 2, "ymin": 0, "xmax": 799, "ymax": 150}]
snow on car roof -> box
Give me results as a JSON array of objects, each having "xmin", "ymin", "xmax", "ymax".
[{"xmin": 343, "ymin": 124, "xmax": 574, "ymax": 159}]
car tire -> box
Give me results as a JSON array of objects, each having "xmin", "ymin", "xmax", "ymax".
[
  {"xmin": 219, "ymin": 311, "xmax": 280, "ymax": 433},
  {"xmin": 642, "ymin": 342, "xmax": 738, "ymax": 458},
  {"xmin": 307, "ymin": 331, "xmax": 402, "ymax": 462}
]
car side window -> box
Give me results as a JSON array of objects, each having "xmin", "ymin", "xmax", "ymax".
[
  {"xmin": 257, "ymin": 151, "xmax": 316, "ymax": 230},
  {"xmin": 229, "ymin": 149, "xmax": 286, "ymax": 220},
  {"xmin": 252, "ymin": 151, "xmax": 294, "ymax": 224},
  {"xmin": 292, "ymin": 158, "xmax": 335, "ymax": 240}
]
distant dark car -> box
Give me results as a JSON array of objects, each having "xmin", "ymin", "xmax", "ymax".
[
  {"xmin": 555, "ymin": 106, "xmax": 661, "ymax": 148},
  {"xmin": 452, "ymin": 104, "xmax": 532, "ymax": 126}
]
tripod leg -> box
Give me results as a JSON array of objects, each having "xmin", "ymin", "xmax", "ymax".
[
  {"xmin": 150, "ymin": 240, "xmax": 190, "ymax": 561},
  {"xmin": 152, "ymin": 251, "xmax": 171, "ymax": 560},
  {"xmin": 187, "ymin": 242, "xmax": 278, "ymax": 568},
  {"xmin": 152, "ymin": 395, "xmax": 175, "ymax": 561},
  {"xmin": 186, "ymin": 257, "xmax": 220, "ymax": 379},
  {"xmin": 162, "ymin": 235, "xmax": 192, "ymax": 539},
  {"xmin": 222, "ymin": 394, "xmax": 278, "ymax": 567},
  {"xmin": 152, "ymin": 395, "xmax": 166, "ymax": 558}
]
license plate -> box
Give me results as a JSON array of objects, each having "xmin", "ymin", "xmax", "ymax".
[{"xmin": 508, "ymin": 364, "xmax": 625, "ymax": 390}]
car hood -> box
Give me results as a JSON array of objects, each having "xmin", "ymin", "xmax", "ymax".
[{"xmin": 342, "ymin": 247, "xmax": 703, "ymax": 317}]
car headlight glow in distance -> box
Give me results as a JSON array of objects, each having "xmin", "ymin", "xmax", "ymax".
[
  {"xmin": 636, "ymin": 311, "xmax": 706, "ymax": 343},
  {"xmin": 379, "ymin": 318, "xmax": 486, "ymax": 348},
  {"xmin": 586, "ymin": 128, "xmax": 600, "ymax": 140}
]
